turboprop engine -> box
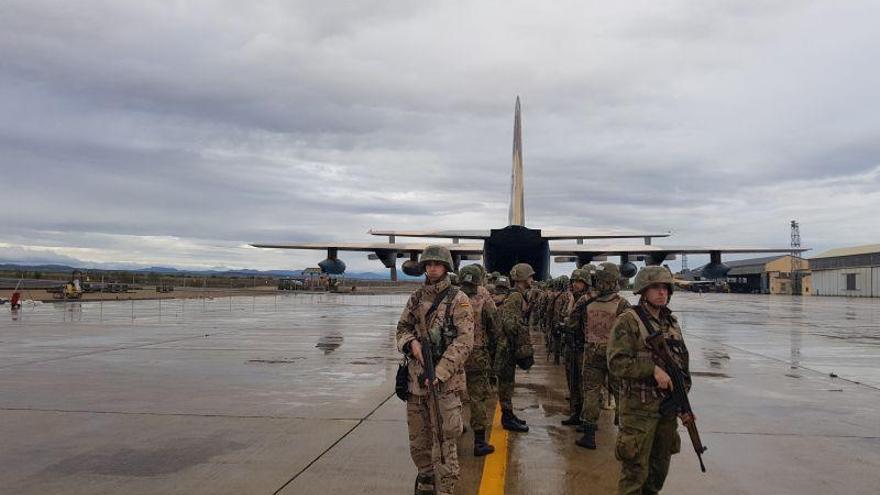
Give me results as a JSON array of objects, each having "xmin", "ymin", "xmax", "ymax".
[
  {"xmin": 401, "ymin": 259, "xmax": 423, "ymax": 277},
  {"xmin": 619, "ymin": 254, "xmax": 638, "ymax": 278},
  {"xmin": 318, "ymin": 258, "xmax": 346, "ymax": 275},
  {"xmin": 701, "ymin": 251, "xmax": 730, "ymax": 279}
]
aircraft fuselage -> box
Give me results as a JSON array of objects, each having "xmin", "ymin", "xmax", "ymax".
[{"xmin": 483, "ymin": 225, "xmax": 551, "ymax": 281}]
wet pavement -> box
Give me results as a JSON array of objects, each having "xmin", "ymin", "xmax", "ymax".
[{"xmin": 1, "ymin": 292, "xmax": 878, "ymax": 494}]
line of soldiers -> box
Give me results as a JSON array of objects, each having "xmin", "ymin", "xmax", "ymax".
[{"xmin": 396, "ymin": 244, "xmax": 691, "ymax": 495}]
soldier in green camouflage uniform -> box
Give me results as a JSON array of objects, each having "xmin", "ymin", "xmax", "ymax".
[
  {"xmin": 608, "ymin": 266, "xmax": 691, "ymax": 495},
  {"xmin": 575, "ymin": 262, "xmax": 631, "ymax": 449},
  {"xmin": 560, "ymin": 268, "xmax": 591, "ymax": 426},
  {"xmin": 526, "ymin": 283, "xmax": 543, "ymax": 334},
  {"xmin": 458, "ymin": 265, "xmax": 502, "ymax": 456},
  {"xmin": 494, "ymin": 263, "xmax": 535, "ymax": 432},
  {"xmin": 397, "ymin": 245, "xmax": 475, "ymax": 495},
  {"xmin": 491, "ymin": 275, "xmax": 510, "ymax": 306},
  {"xmin": 547, "ymin": 275, "xmax": 571, "ymax": 365}
]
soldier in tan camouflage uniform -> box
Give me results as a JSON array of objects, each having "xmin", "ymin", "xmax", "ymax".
[
  {"xmin": 397, "ymin": 245, "xmax": 475, "ymax": 495},
  {"xmin": 458, "ymin": 264, "xmax": 503, "ymax": 456},
  {"xmin": 575, "ymin": 262, "xmax": 631, "ymax": 449},
  {"xmin": 608, "ymin": 266, "xmax": 691, "ymax": 495},
  {"xmin": 494, "ymin": 263, "xmax": 535, "ymax": 432}
]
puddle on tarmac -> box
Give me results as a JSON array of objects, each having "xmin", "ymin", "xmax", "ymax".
[
  {"xmin": 247, "ymin": 357, "xmax": 304, "ymax": 365},
  {"xmin": 316, "ymin": 332, "xmax": 344, "ymax": 354},
  {"xmin": 45, "ymin": 436, "xmax": 245, "ymax": 477}
]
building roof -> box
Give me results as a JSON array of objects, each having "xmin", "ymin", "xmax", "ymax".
[{"xmin": 811, "ymin": 244, "xmax": 880, "ymax": 259}]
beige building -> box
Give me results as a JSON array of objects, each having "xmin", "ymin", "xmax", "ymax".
[{"xmin": 810, "ymin": 244, "xmax": 880, "ymax": 297}]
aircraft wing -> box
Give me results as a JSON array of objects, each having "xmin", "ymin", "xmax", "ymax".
[
  {"xmin": 540, "ymin": 229, "xmax": 671, "ymax": 240},
  {"xmin": 251, "ymin": 242, "xmax": 484, "ymax": 254},
  {"xmin": 368, "ymin": 229, "xmax": 491, "ymax": 239},
  {"xmin": 551, "ymin": 244, "xmax": 807, "ymax": 257}
]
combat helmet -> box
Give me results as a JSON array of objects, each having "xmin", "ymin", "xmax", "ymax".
[
  {"xmin": 594, "ymin": 262, "xmax": 621, "ymax": 294},
  {"xmin": 472, "ymin": 263, "xmax": 486, "ymax": 281},
  {"xmin": 570, "ymin": 268, "xmax": 592, "ymax": 287},
  {"xmin": 510, "ymin": 263, "xmax": 535, "ymax": 282},
  {"xmin": 495, "ymin": 276, "xmax": 511, "ymax": 289},
  {"xmin": 418, "ymin": 245, "xmax": 454, "ymax": 272},
  {"xmin": 449, "ymin": 272, "xmax": 460, "ymax": 286},
  {"xmin": 556, "ymin": 274, "xmax": 570, "ymax": 290},
  {"xmin": 632, "ymin": 266, "xmax": 674, "ymax": 295},
  {"xmin": 459, "ymin": 265, "xmax": 483, "ymax": 286}
]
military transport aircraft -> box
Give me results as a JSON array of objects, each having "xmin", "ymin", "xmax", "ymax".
[{"xmin": 253, "ymin": 98, "xmax": 803, "ymax": 281}]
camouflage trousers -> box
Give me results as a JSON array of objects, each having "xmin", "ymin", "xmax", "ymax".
[
  {"xmin": 580, "ymin": 343, "xmax": 619, "ymax": 427},
  {"xmin": 497, "ymin": 359, "xmax": 516, "ymax": 411},
  {"xmin": 564, "ymin": 348, "xmax": 583, "ymax": 415},
  {"xmin": 464, "ymin": 348, "xmax": 493, "ymax": 430},
  {"xmin": 615, "ymin": 409, "xmax": 680, "ymax": 495},
  {"xmin": 407, "ymin": 390, "xmax": 464, "ymax": 495}
]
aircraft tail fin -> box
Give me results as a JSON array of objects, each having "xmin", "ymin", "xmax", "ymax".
[{"xmin": 509, "ymin": 96, "xmax": 525, "ymax": 226}]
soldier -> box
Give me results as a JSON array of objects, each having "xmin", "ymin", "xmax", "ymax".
[
  {"xmin": 491, "ymin": 276, "xmax": 510, "ymax": 306},
  {"xmin": 526, "ymin": 282, "xmax": 543, "ymax": 334},
  {"xmin": 458, "ymin": 264, "xmax": 502, "ymax": 457},
  {"xmin": 486, "ymin": 271, "xmax": 502, "ymax": 295},
  {"xmin": 608, "ymin": 266, "xmax": 691, "ymax": 495},
  {"xmin": 559, "ymin": 268, "xmax": 591, "ymax": 426},
  {"xmin": 540, "ymin": 278, "xmax": 558, "ymax": 354},
  {"xmin": 547, "ymin": 275, "xmax": 570, "ymax": 365},
  {"xmin": 575, "ymin": 262, "xmax": 631, "ymax": 449},
  {"xmin": 396, "ymin": 245, "xmax": 475, "ymax": 495},
  {"xmin": 494, "ymin": 263, "xmax": 536, "ymax": 432}
]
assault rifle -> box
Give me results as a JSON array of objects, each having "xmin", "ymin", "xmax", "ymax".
[
  {"xmin": 644, "ymin": 330, "xmax": 708, "ymax": 472},
  {"xmin": 418, "ymin": 336, "xmax": 446, "ymax": 471},
  {"xmin": 550, "ymin": 322, "xmax": 564, "ymax": 364}
]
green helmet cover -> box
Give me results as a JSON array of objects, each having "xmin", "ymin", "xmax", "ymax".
[
  {"xmin": 458, "ymin": 265, "xmax": 483, "ymax": 286},
  {"xmin": 633, "ymin": 266, "xmax": 675, "ymax": 295},
  {"xmin": 510, "ymin": 263, "xmax": 535, "ymax": 282},
  {"xmin": 418, "ymin": 245, "xmax": 454, "ymax": 272}
]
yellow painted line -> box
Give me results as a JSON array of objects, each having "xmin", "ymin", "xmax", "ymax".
[{"xmin": 477, "ymin": 403, "xmax": 508, "ymax": 495}]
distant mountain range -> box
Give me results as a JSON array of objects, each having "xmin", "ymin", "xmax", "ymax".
[{"xmin": 0, "ymin": 263, "xmax": 416, "ymax": 281}]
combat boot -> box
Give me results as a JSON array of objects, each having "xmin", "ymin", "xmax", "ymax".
[
  {"xmin": 512, "ymin": 412, "xmax": 528, "ymax": 425},
  {"xmin": 414, "ymin": 473, "xmax": 434, "ymax": 495},
  {"xmin": 575, "ymin": 425, "xmax": 597, "ymax": 450},
  {"xmin": 473, "ymin": 430, "xmax": 495, "ymax": 456},
  {"xmin": 576, "ymin": 423, "xmax": 597, "ymax": 433},
  {"xmin": 561, "ymin": 411, "xmax": 581, "ymax": 426},
  {"xmin": 501, "ymin": 409, "xmax": 529, "ymax": 432}
]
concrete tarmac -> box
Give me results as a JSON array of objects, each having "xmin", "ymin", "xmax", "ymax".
[{"xmin": 1, "ymin": 293, "xmax": 878, "ymax": 494}]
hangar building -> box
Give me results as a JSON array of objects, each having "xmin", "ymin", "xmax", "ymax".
[
  {"xmin": 695, "ymin": 255, "xmax": 810, "ymax": 295},
  {"xmin": 811, "ymin": 244, "xmax": 880, "ymax": 297}
]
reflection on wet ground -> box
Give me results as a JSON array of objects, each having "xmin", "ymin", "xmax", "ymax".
[{"xmin": 1, "ymin": 292, "xmax": 878, "ymax": 494}]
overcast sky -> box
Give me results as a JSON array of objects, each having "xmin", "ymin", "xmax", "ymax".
[{"xmin": 2, "ymin": 1, "xmax": 879, "ymax": 273}]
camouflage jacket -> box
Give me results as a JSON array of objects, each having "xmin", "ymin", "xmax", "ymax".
[
  {"xmin": 607, "ymin": 303, "xmax": 690, "ymax": 414},
  {"xmin": 396, "ymin": 276, "xmax": 475, "ymax": 395},
  {"xmin": 561, "ymin": 289, "xmax": 589, "ymax": 345},
  {"xmin": 526, "ymin": 287, "xmax": 543, "ymax": 329},
  {"xmin": 462, "ymin": 285, "xmax": 503, "ymax": 371},
  {"xmin": 498, "ymin": 287, "xmax": 535, "ymax": 363},
  {"xmin": 550, "ymin": 290, "xmax": 574, "ymax": 332}
]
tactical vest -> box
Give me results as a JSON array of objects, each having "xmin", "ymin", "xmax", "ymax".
[
  {"xmin": 420, "ymin": 288, "xmax": 460, "ymax": 361},
  {"xmin": 584, "ymin": 295, "xmax": 623, "ymax": 345},
  {"xmin": 620, "ymin": 306, "xmax": 687, "ymax": 404}
]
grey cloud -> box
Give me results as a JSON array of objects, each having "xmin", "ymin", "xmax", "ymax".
[{"xmin": 2, "ymin": 1, "xmax": 879, "ymax": 271}]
